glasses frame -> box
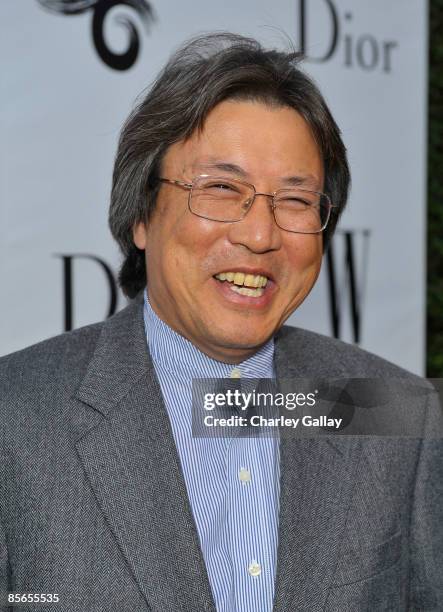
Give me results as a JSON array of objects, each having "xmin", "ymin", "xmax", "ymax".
[{"xmin": 158, "ymin": 174, "xmax": 335, "ymax": 234}]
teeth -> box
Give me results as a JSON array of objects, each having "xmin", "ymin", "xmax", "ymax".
[
  {"xmin": 233, "ymin": 272, "xmax": 245, "ymax": 285},
  {"xmin": 215, "ymin": 271, "xmax": 269, "ymax": 288},
  {"xmin": 230, "ymin": 285, "xmax": 265, "ymax": 297}
]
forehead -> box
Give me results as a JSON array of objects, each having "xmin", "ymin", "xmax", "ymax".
[{"xmin": 161, "ymin": 99, "xmax": 324, "ymax": 188}]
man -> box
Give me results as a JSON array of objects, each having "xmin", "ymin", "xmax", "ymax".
[{"xmin": 0, "ymin": 33, "xmax": 442, "ymax": 612}]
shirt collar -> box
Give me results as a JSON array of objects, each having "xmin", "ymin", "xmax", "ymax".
[{"xmin": 143, "ymin": 288, "xmax": 274, "ymax": 379}]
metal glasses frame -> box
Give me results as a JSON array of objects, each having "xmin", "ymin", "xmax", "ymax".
[{"xmin": 158, "ymin": 174, "xmax": 335, "ymax": 234}]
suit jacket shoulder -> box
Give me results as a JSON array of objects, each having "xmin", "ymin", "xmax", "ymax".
[
  {"xmin": 275, "ymin": 324, "xmax": 422, "ymax": 380},
  {"xmin": 0, "ymin": 319, "xmax": 103, "ymax": 427},
  {"xmin": 0, "ymin": 299, "xmax": 144, "ymax": 424}
]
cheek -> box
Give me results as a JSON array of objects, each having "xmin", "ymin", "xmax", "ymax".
[
  {"xmin": 284, "ymin": 236, "xmax": 323, "ymax": 282},
  {"xmin": 152, "ymin": 215, "xmax": 222, "ymax": 282}
]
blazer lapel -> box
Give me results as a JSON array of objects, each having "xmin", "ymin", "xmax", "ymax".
[
  {"xmin": 273, "ymin": 328, "xmax": 362, "ymax": 612},
  {"xmin": 72, "ymin": 299, "xmax": 216, "ymax": 612}
]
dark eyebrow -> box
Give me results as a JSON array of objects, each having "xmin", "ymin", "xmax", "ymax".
[
  {"xmin": 281, "ymin": 174, "xmax": 320, "ymax": 189},
  {"xmin": 194, "ymin": 160, "xmax": 249, "ymax": 177},
  {"xmin": 193, "ymin": 159, "xmax": 321, "ymax": 189}
]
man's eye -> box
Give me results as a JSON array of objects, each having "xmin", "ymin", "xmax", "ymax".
[
  {"xmin": 281, "ymin": 197, "xmax": 312, "ymax": 207},
  {"xmin": 207, "ymin": 183, "xmax": 235, "ymax": 191},
  {"xmin": 203, "ymin": 182, "xmax": 242, "ymax": 196}
]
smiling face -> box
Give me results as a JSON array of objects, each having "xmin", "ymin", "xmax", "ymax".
[{"xmin": 133, "ymin": 99, "xmax": 324, "ymax": 363}]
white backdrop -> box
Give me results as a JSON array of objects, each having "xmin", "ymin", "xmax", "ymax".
[{"xmin": 0, "ymin": 0, "xmax": 428, "ymax": 374}]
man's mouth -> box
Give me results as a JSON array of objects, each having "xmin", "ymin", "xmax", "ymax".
[{"xmin": 214, "ymin": 271, "xmax": 269, "ymax": 298}]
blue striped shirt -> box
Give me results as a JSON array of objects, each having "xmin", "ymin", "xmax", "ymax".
[{"xmin": 143, "ymin": 290, "xmax": 280, "ymax": 612}]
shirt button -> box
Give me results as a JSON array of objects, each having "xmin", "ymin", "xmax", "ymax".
[
  {"xmin": 248, "ymin": 561, "xmax": 262, "ymax": 577},
  {"xmin": 230, "ymin": 368, "xmax": 241, "ymax": 379},
  {"xmin": 238, "ymin": 467, "xmax": 251, "ymax": 484}
]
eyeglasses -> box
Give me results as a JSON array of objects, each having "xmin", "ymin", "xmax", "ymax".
[{"xmin": 158, "ymin": 175, "xmax": 334, "ymax": 234}]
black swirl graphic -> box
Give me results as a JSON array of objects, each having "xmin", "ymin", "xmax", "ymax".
[
  {"xmin": 92, "ymin": 0, "xmax": 153, "ymax": 71},
  {"xmin": 37, "ymin": 0, "xmax": 155, "ymax": 71}
]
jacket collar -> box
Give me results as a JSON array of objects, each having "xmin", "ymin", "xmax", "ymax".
[{"xmin": 75, "ymin": 297, "xmax": 216, "ymax": 612}]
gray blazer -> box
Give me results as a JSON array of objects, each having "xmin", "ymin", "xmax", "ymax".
[{"xmin": 0, "ymin": 298, "xmax": 442, "ymax": 611}]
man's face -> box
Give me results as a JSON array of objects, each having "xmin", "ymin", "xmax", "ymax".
[{"xmin": 134, "ymin": 100, "xmax": 324, "ymax": 363}]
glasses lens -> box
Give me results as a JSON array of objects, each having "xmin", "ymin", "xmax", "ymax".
[
  {"xmin": 190, "ymin": 177, "xmax": 253, "ymax": 222},
  {"xmin": 274, "ymin": 190, "xmax": 330, "ymax": 233}
]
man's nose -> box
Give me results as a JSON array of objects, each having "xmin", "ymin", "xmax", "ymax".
[{"xmin": 226, "ymin": 193, "xmax": 282, "ymax": 253}]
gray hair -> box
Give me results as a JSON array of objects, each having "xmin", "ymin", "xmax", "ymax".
[{"xmin": 109, "ymin": 32, "xmax": 351, "ymax": 298}]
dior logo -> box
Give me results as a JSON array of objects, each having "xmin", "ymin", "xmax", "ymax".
[
  {"xmin": 37, "ymin": 0, "xmax": 155, "ymax": 70},
  {"xmin": 298, "ymin": 0, "xmax": 398, "ymax": 72}
]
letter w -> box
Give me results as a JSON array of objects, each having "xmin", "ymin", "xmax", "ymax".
[{"xmin": 326, "ymin": 230, "xmax": 370, "ymax": 343}]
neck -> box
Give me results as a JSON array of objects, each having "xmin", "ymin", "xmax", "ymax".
[
  {"xmin": 147, "ymin": 294, "xmax": 267, "ymax": 365},
  {"xmin": 183, "ymin": 338, "xmax": 260, "ymax": 365}
]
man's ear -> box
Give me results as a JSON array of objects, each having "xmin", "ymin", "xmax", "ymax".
[{"xmin": 133, "ymin": 221, "xmax": 148, "ymax": 250}]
